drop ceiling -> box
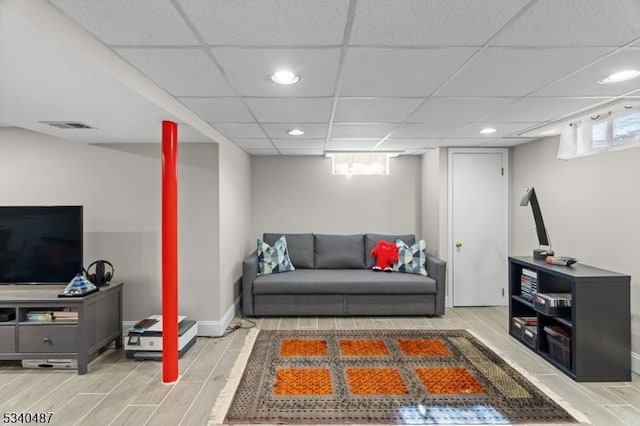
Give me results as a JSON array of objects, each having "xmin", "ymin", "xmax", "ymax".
[{"xmin": 2, "ymin": 0, "xmax": 640, "ymax": 156}]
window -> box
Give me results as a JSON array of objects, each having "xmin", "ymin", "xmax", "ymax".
[
  {"xmin": 611, "ymin": 111, "xmax": 640, "ymax": 146},
  {"xmin": 326, "ymin": 153, "xmax": 395, "ymax": 176},
  {"xmin": 557, "ymin": 106, "xmax": 640, "ymax": 159}
]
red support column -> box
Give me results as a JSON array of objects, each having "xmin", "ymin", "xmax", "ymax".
[{"xmin": 161, "ymin": 120, "xmax": 179, "ymax": 383}]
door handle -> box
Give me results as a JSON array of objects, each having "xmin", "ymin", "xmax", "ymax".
[{"xmin": 455, "ymin": 241, "xmax": 463, "ymax": 248}]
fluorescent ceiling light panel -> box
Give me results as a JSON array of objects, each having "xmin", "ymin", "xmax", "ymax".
[
  {"xmin": 287, "ymin": 129, "xmax": 305, "ymax": 136},
  {"xmin": 479, "ymin": 127, "xmax": 497, "ymax": 134}
]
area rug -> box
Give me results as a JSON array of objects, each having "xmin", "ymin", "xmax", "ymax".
[{"xmin": 210, "ymin": 329, "xmax": 583, "ymax": 425}]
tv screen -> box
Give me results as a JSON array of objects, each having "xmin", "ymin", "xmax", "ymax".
[{"xmin": 0, "ymin": 206, "xmax": 83, "ymax": 284}]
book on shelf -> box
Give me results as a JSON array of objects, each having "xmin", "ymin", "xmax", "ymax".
[
  {"xmin": 25, "ymin": 311, "xmax": 54, "ymax": 321},
  {"xmin": 520, "ymin": 273, "xmax": 537, "ymax": 301},
  {"xmin": 24, "ymin": 309, "xmax": 79, "ymax": 321},
  {"xmin": 53, "ymin": 311, "xmax": 78, "ymax": 320},
  {"xmin": 521, "ymin": 268, "xmax": 538, "ymax": 279}
]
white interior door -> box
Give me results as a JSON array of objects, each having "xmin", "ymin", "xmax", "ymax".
[{"xmin": 449, "ymin": 149, "xmax": 508, "ymax": 306}]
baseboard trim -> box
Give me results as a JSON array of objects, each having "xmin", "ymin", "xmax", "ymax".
[
  {"xmin": 632, "ymin": 351, "xmax": 640, "ymax": 375},
  {"xmin": 198, "ymin": 297, "xmax": 241, "ymax": 337},
  {"xmin": 122, "ymin": 297, "xmax": 241, "ymax": 338}
]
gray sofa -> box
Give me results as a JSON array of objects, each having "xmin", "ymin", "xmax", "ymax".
[{"xmin": 242, "ymin": 233, "xmax": 446, "ymax": 317}]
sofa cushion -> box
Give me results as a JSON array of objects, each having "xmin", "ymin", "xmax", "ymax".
[
  {"xmin": 314, "ymin": 234, "xmax": 365, "ymax": 269},
  {"xmin": 393, "ymin": 239, "xmax": 428, "ymax": 276},
  {"xmin": 257, "ymin": 236, "xmax": 295, "ymax": 275},
  {"xmin": 365, "ymin": 233, "xmax": 415, "ymax": 268},
  {"xmin": 263, "ymin": 233, "xmax": 314, "ymax": 268},
  {"xmin": 253, "ymin": 269, "xmax": 436, "ymax": 295}
]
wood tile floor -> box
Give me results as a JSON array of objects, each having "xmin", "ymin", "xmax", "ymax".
[{"xmin": 0, "ymin": 307, "xmax": 638, "ymax": 426}]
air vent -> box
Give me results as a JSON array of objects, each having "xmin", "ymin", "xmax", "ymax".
[{"xmin": 39, "ymin": 121, "xmax": 94, "ymax": 129}]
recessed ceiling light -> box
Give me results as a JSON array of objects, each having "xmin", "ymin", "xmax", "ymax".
[
  {"xmin": 270, "ymin": 70, "xmax": 299, "ymax": 85},
  {"xmin": 599, "ymin": 70, "xmax": 640, "ymax": 84},
  {"xmin": 287, "ymin": 129, "xmax": 305, "ymax": 136},
  {"xmin": 479, "ymin": 127, "xmax": 497, "ymax": 134}
]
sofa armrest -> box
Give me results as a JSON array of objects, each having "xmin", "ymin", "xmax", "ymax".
[
  {"xmin": 426, "ymin": 253, "xmax": 446, "ymax": 315},
  {"xmin": 242, "ymin": 251, "xmax": 259, "ymax": 316}
]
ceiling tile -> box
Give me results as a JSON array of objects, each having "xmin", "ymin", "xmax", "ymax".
[
  {"xmin": 437, "ymin": 138, "xmax": 491, "ymax": 147},
  {"xmin": 51, "ymin": 0, "xmax": 198, "ymax": 46},
  {"xmin": 480, "ymin": 137, "xmax": 535, "ymax": 147},
  {"xmin": 245, "ymin": 149, "xmax": 280, "ymax": 156},
  {"xmin": 245, "ymin": 98, "xmax": 333, "ymax": 122},
  {"xmin": 15, "ymin": 0, "xmax": 639, "ymax": 154},
  {"xmin": 407, "ymin": 98, "xmax": 514, "ymax": 123},
  {"xmin": 115, "ymin": 48, "xmax": 235, "ymax": 96},
  {"xmin": 340, "ymin": 48, "xmax": 477, "ymax": 97},
  {"xmin": 330, "ymin": 123, "xmax": 396, "ymax": 138},
  {"xmin": 334, "ymin": 98, "xmax": 424, "ymax": 123},
  {"xmin": 272, "ymin": 139, "xmax": 325, "ymax": 149},
  {"xmin": 212, "ymin": 48, "xmax": 340, "ymax": 96},
  {"xmin": 438, "ymin": 47, "xmax": 612, "ymax": 97},
  {"xmin": 262, "ymin": 123, "xmax": 328, "ymax": 139},
  {"xmin": 350, "ymin": 0, "xmax": 529, "ymax": 46},
  {"xmin": 491, "ymin": 0, "xmax": 640, "ymax": 47},
  {"xmin": 178, "ymin": 0, "xmax": 350, "ymax": 46},
  {"xmin": 174, "ymin": 123, "xmax": 212, "ymax": 142},
  {"xmin": 179, "ymin": 97, "xmax": 254, "ymax": 122},
  {"xmin": 483, "ymin": 98, "xmax": 603, "ymax": 122},
  {"xmin": 211, "ymin": 123, "xmax": 266, "ymax": 139},
  {"xmin": 450, "ymin": 122, "xmax": 539, "ymax": 138},
  {"xmin": 377, "ymin": 139, "xmax": 442, "ymax": 150},
  {"xmin": 390, "ymin": 123, "xmax": 467, "ymax": 138},
  {"xmin": 278, "ymin": 149, "xmax": 325, "ymax": 156},
  {"xmin": 325, "ymin": 139, "xmax": 382, "ymax": 150},
  {"xmin": 232, "ymin": 138, "xmax": 274, "ymax": 150},
  {"xmin": 532, "ymin": 49, "xmax": 640, "ymax": 97}
]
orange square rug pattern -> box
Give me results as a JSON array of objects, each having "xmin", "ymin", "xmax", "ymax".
[{"xmin": 222, "ymin": 329, "xmax": 576, "ymax": 424}]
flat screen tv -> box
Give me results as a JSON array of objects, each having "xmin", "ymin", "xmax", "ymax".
[{"xmin": 0, "ymin": 206, "xmax": 83, "ymax": 284}]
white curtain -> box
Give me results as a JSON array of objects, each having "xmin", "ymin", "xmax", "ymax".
[{"xmin": 557, "ymin": 123, "xmax": 577, "ymax": 160}]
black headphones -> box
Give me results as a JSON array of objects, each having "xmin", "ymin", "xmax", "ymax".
[{"xmin": 84, "ymin": 260, "xmax": 114, "ymax": 286}]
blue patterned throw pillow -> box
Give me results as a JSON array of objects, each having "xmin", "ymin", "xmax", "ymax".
[
  {"xmin": 393, "ymin": 239, "xmax": 428, "ymax": 276},
  {"xmin": 257, "ymin": 235, "xmax": 296, "ymax": 275}
]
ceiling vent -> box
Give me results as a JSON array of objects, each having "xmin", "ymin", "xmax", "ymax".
[{"xmin": 39, "ymin": 121, "xmax": 94, "ymax": 129}]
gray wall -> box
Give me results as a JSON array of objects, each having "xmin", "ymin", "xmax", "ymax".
[
  {"xmin": 218, "ymin": 141, "xmax": 252, "ymax": 325},
  {"xmin": 420, "ymin": 148, "xmax": 448, "ymax": 259},
  {"xmin": 0, "ymin": 128, "xmax": 230, "ymax": 334},
  {"xmin": 510, "ymin": 136, "xmax": 640, "ymax": 369},
  {"xmin": 250, "ymin": 156, "xmax": 421, "ymax": 238}
]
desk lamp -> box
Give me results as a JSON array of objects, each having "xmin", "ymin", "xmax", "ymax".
[{"xmin": 520, "ymin": 187, "xmax": 554, "ymax": 259}]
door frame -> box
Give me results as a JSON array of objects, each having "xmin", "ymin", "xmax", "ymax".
[{"xmin": 447, "ymin": 147, "xmax": 509, "ymax": 307}]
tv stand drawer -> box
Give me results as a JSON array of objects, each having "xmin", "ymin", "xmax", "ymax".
[
  {"xmin": 0, "ymin": 326, "xmax": 15, "ymax": 352},
  {"xmin": 19, "ymin": 325, "xmax": 77, "ymax": 353}
]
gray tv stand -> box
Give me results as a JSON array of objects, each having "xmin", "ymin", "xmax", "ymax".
[{"xmin": 0, "ymin": 282, "xmax": 123, "ymax": 374}]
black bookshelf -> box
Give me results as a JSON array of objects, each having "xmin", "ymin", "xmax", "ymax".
[{"xmin": 508, "ymin": 256, "xmax": 630, "ymax": 382}]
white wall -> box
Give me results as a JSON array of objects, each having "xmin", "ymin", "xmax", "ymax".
[
  {"xmin": 217, "ymin": 141, "xmax": 252, "ymax": 332},
  {"xmin": 0, "ymin": 128, "xmax": 229, "ymax": 334},
  {"xmin": 251, "ymin": 156, "xmax": 421, "ymax": 238},
  {"xmin": 511, "ymin": 136, "xmax": 640, "ymax": 371}
]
